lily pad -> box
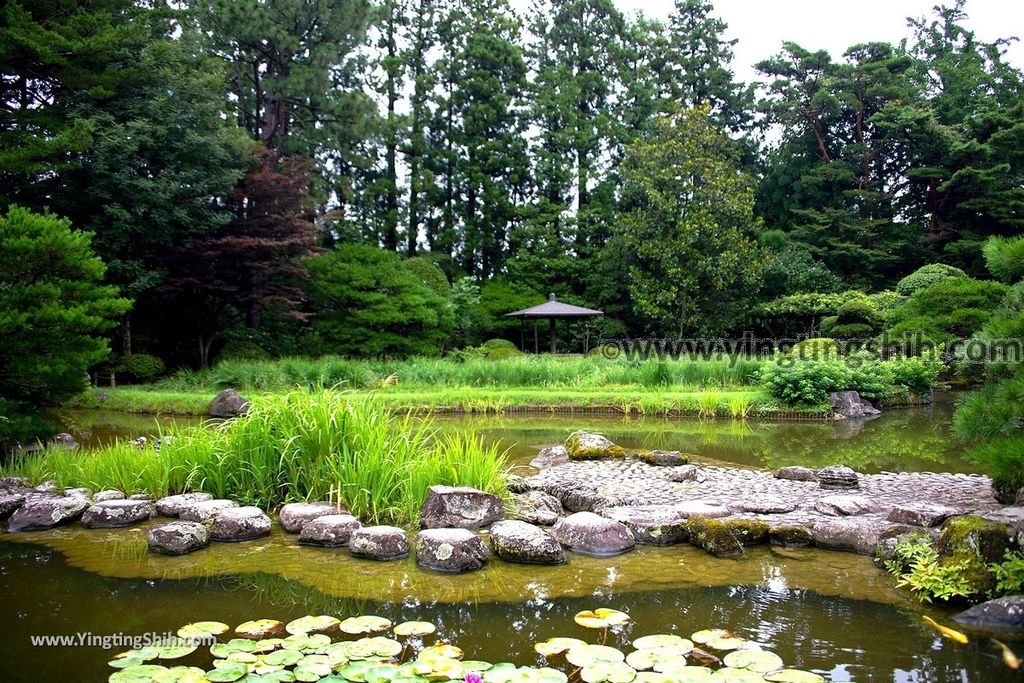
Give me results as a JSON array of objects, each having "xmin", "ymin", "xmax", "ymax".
[
  {"xmin": 633, "ymin": 674, "xmax": 672, "ymax": 683},
  {"xmin": 263, "ymin": 650, "xmax": 304, "ymax": 667},
  {"xmin": 574, "ymin": 609, "xmax": 631, "ymax": 629},
  {"xmin": 237, "ymin": 620, "xmax": 286, "ymax": 638},
  {"xmin": 624, "ymin": 649, "xmax": 687, "ymax": 672},
  {"xmin": 284, "ymin": 634, "xmax": 333, "ymax": 651},
  {"xmin": 227, "ymin": 652, "xmax": 260, "ymax": 664},
  {"xmin": 417, "ymin": 644, "xmax": 464, "ymax": 662},
  {"xmin": 206, "ymin": 662, "xmax": 251, "ymax": 682},
  {"xmin": 482, "ymin": 663, "xmax": 519, "ymax": 683},
  {"xmin": 566, "ymin": 645, "xmax": 626, "ymax": 668},
  {"xmin": 286, "ymin": 616, "xmax": 341, "ymax": 636},
  {"xmin": 394, "ymin": 622, "xmax": 436, "ymax": 637},
  {"xmin": 460, "ymin": 661, "xmax": 493, "ymax": 672},
  {"xmin": 110, "ymin": 655, "xmax": 148, "ymax": 670},
  {"xmin": 580, "ymin": 661, "xmax": 637, "ymax": 683},
  {"xmin": 762, "ymin": 671, "xmax": 825, "ymax": 683},
  {"xmin": 535, "ymin": 638, "xmax": 588, "ymax": 657},
  {"xmin": 690, "ymin": 630, "xmax": 730, "ymax": 645},
  {"xmin": 179, "ymin": 621, "xmax": 231, "ymax": 639},
  {"xmin": 339, "ymin": 661, "xmax": 376, "ymax": 682},
  {"xmin": 295, "ymin": 660, "xmax": 333, "ymax": 682},
  {"xmin": 110, "ymin": 665, "xmax": 172, "ymax": 683},
  {"xmin": 365, "ymin": 664, "xmax": 402, "ymax": 683},
  {"xmin": 340, "ymin": 616, "xmax": 393, "ymax": 634},
  {"xmin": 721, "ymin": 650, "xmax": 783, "ymax": 673},
  {"xmin": 631, "ymin": 635, "xmax": 693, "ymax": 654},
  {"xmin": 704, "ymin": 637, "xmax": 746, "ymax": 652},
  {"xmin": 662, "ymin": 667, "xmax": 713, "ymax": 682},
  {"xmin": 155, "ymin": 644, "xmax": 199, "ymax": 660},
  {"xmin": 425, "ymin": 657, "xmax": 464, "ymax": 680},
  {"xmin": 152, "ymin": 667, "xmax": 209, "ymax": 683},
  {"xmin": 708, "ymin": 668, "xmax": 763, "ymax": 682}
]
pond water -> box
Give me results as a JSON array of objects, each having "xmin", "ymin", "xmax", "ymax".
[{"xmin": 4, "ymin": 397, "xmax": 1009, "ymax": 682}]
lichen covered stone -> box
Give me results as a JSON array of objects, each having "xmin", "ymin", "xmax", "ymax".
[{"xmin": 565, "ymin": 431, "xmax": 626, "ymax": 460}]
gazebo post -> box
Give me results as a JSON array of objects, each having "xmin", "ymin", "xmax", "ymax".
[
  {"xmin": 549, "ymin": 317, "xmax": 556, "ymax": 354},
  {"xmin": 519, "ymin": 318, "xmax": 525, "ymax": 351},
  {"xmin": 533, "ymin": 319, "xmax": 538, "ymax": 354}
]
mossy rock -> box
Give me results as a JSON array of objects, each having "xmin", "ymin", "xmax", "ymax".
[
  {"xmin": 728, "ymin": 519, "xmax": 770, "ymax": 546},
  {"xmin": 768, "ymin": 524, "xmax": 814, "ymax": 548},
  {"xmin": 565, "ymin": 431, "xmax": 626, "ymax": 461},
  {"xmin": 638, "ymin": 451, "xmax": 690, "ymax": 467},
  {"xmin": 934, "ymin": 516, "xmax": 1012, "ymax": 596},
  {"xmin": 687, "ymin": 516, "xmax": 744, "ymax": 558}
]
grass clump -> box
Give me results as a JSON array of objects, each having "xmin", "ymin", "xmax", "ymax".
[{"xmin": 1, "ymin": 388, "xmax": 508, "ymax": 527}]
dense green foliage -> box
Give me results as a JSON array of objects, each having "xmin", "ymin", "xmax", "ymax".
[
  {"xmin": 885, "ymin": 277, "xmax": 1009, "ymax": 345},
  {"xmin": 0, "ymin": 207, "xmax": 130, "ymax": 446},
  {"xmin": 895, "ymin": 264, "xmax": 968, "ymax": 295}
]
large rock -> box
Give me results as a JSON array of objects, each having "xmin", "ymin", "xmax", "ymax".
[
  {"xmin": 673, "ymin": 501, "xmax": 731, "ymax": 518},
  {"xmin": 489, "ymin": 520, "xmax": 565, "ymax": 564},
  {"xmin": 279, "ymin": 501, "xmax": 343, "ymax": 533},
  {"xmin": 415, "ymin": 528, "xmax": 488, "ymax": 573},
  {"xmin": 814, "ymin": 495, "xmax": 882, "ymax": 517},
  {"xmin": 665, "ymin": 465, "xmax": 701, "ymax": 483},
  {"xmin": 209, "ymin": 506, "xmax": 271, "ymax": 541},
  {"xmin": 298, "ymin": 514, "xmax": 363, "ymax": 547},
  {"xmin": 179, "ymin": 499, "xmax": 239, "ymax": 522},
  {"xmin": 599, "ymin": 505, "xmax": 690, "ymax": 546},
  {"xmin": 565, "ymin": 431, "xmax": 626, "ymax": 460},
  {"xmin": 0, "ymin": 476, "xmax": 29, "ymax": 489},
  {"xmin": 47, "ymin": 433, "xmax": 79, "ymax": 450},
  {"xmin": 94, "ymin": 490, "xmax": 127, "ymax": 503},
  {"xmin": 811, "ymin": 517, "xmax": 911, "ymax": 555},
  {"xmin": 954, "ymin": 596, "xmax": 1024, "ymax": 636},
  {"xmin": 774, "ymin": 466, "xmax": 818, "ymax": 482},
  {"xmin": 6, "ymin": 496, "xmax": 90, "ymax": 531},
  {"xmin": 730, "ymin": 495, "xmax": 798, "ymax": 515},
  {"xmin": 769, "ymin": 524, "xmax": 814, "ymax": 547},
  {"xmin": 888, "ymin": 502, "xmax": 959, "ymax": 528},
  {"xmin": 830, "ymin": 391, "xmax": 881, "ymax": 420},
  {"xmin": 934, "ymin": 515, "xmax": 1013, "ymax": 596},
  {"xmin": 156, "ymin": 492, "xmax": 213, "ymax": 517},
  {"xmin": 550, "ymin": 511, "xmax": 635, "ymax": 557},
  {"xmin": 687, "ymin": 516, "xmax": 744, "ymax": 558},
  {"xmin": 639, "ymin": 450, "xmax": 689, "ymax": 467},
  {"xmin": 508, "ymin": 490, "xmax": 563, "ymax": 526},
  {"xmin": 0, "ymin": 492, "xmax": 26, "ymax": 520},
  {"xmin": 420, "ymin": 485, "xmax": 503, "ymax": 530},
  {"xmin": 530, "ymin": 445, "xmax": 569, "ymax": 469},
  {"xmin": 82, "ymin": 500, "xmax": 154, "ymax": 528},
  {"xmin": 349, "ymin": 526, "xmax": 409, "ymax": 561},
  {"xmin": 148, "ymin": 521, "xmax": 210, "ymax": 555},
  {"xmin": 816, "ymin": 465, "xmax": 859, "ymax": 490},
  {"xmin": 64, "ymin": 487, "xmax": 92, "ymax": 500},
  {"xmin": 208, "ymin": 388, "xmax": 251, "ymax": 418}
]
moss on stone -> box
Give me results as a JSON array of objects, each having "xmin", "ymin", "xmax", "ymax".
[
  {"xmin": 769, "ymin": 524, "xmax": 814, "ymax": 548},
  {"xmin": 687, "ymin": 516, "xmax": 743, "ymax": 558},
  {"xmin": 934, "ymin": 515, "xmax": 1012, "ymax": 597},
  {"xmin": 638, "ymin": 451, "xmax": 691, "ymax": 466},
  {"xmin": 565, "ymin": 431, "xmax": 626, "ymax": 460},
  {"xmin": 728, "ymin": 519, "xmax": 770, "ymax": 546}
]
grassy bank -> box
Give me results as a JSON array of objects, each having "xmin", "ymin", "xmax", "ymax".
[{"xmin": 5, "ymin": 389, "xmax": 508, "ymax": 526}]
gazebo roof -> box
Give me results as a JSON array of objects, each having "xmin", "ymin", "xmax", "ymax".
[{"xmin": 505, "ymin": 293, "xmax": 603, "ymax": 319}]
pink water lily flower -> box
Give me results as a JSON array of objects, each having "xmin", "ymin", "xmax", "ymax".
[{"xmin": 465, "ymin": 674, "xmax": 483, "ymax": 683}]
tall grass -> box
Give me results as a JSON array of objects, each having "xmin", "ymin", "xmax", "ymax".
[{"xmin": 1, "ymin": 389, "xmax": 508, "ymax": 527}]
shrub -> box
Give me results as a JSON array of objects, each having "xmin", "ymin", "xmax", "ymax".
[
  {"xmin": 885, "ymin": 355, "xmax": 943, "ymax": 396},
  {"xmin": 218, "ymin": 340, "xmax": 271, "ymax": 362},
  {"xmin": 991, "ymin": 550, "xmax": 1024, "ymax": 596},
  {"xmin": 963, "ymin": 435, "xmax": 1024, "ymax": 504},
  {"xmin": 121, "ymin": 354, "xmax": 166, "ymax": 382},
  {"xmin": 789, "ymin": 338, "xmax": 840, "ymax": 360},
  {"xmin": 404, "ymin": 255, "xmax": 451, "ymax": 297},
  {"xmin": 759, "ymin": 358, "xmax": 853, "ymax": 407},
  {"xmin": 896, "ymin": 263, "xmax": 968, "ymax": 295},
  {"xmin": 885, "ymin": 537, "xmax": 978, "ymax": 603},
  {"xmin": 886, "ymin": 277, "xmax": 1009, "ymax": 346},
  {"xmin": 823, "ymin": 299, "xmax": 880, "ymax": 338},
  {"xmin": 983, "ymin": 236, "xmax": 1024, "ymax": 284}
]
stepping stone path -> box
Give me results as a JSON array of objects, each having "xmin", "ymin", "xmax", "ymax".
[
  {"xmin": 298, "ymin": 514, "xmax": 363, "ymax": 547},
  {"xmin": 419, "ymin": 485, "xmax": 503, "ymax": 530},
  {"xmin": 508, "ymin": 490, "xmax": 563, "ymax": 526},
  {"xmin": 278, "ymin": 501, "xmax": 341, "ymax": 533},
  {"xmin": 156, "ymin": 492, "xmax": 213, "ymax": 516},
  {"xmin": 350, "ymin": 526, "xmax": 409, "ymax": 561},
  {"xmin": 814, "ymin": 495, "xmax": 883, "ymax": 517},
  {"xmin": 731, "ymin": 495, "xmax": 797, "ymax": 514},
  {"xmin": 599, "ymin": 505, "xmax": 691, "ymax": 546},
  {"xmin": 488, "ymin": 520, "xmax": 565, "ymax": 564},
  {"xmin": 812, "ymin": 517, "xmax": 912, "ymax": 555},
  {"xmin": 7, "ymin": 496, "xmax": 89, "ymax": 531},
  {"xmin": 148, "ymin": 521, "xmax": 210, "ymax": 555},
  {"xmin": 530, "ymin": 445, "xmax": 569, "ymax": 469},
  {"xmin": 775, "ymin": 466, "xmax": 818, "ymax": 482},
  {"xmin": 210, "ymin": 506, "xmax": 272, "ymax": 541},
  {"xmin": 179, "ymin": 499, "xmax": 238, "ymax": 522},
  {"xmin": 550, "ymin": 511, "xmax": 635, "ymax": 556},
  {"xmin": 888, "ymin": 502, "xmax": 959, "ymax": 527},
  {"xmin": 81, "ymin": 500, "xmax": 154, "ymax": 528},
  {"xmin": 415, "ymin": 528, "xmax": 488, "ymax": 572}
]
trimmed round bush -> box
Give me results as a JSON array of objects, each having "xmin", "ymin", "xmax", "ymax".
[
  {"xmin": 218, "ymin": 340, "xmax": 271, "ymax": 361},
  {"xmin": 896, "ymin": 263, "xmax": 967, "ymax": 296},
  {"xmin": 790, "ymin": 338, "xmax": 840, "ymax": 360},
  {"xmin": 122, "ymin": 354, "xmax": 165, "ymax": 382}
]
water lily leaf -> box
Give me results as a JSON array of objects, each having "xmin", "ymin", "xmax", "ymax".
[
  {"xmin": 237, "ymin": 620, "xmax": 286, "ymax": 638},
  {"xmin": 574, "ymin": 609, "xmax": 630, "ymax": 629},
  {"xmin": 418, "ymin": 645, "xmax": 464, "ymax": 662},
  {"xmin": 721, "ymin": 650, "xmax": 783, "ymax": 673},
  {"xmin": 179, "ymin": 622, "xmax": 231, "ymax": 639},
  {"xmin": 152, "ymin": 667, "xmax": 209, "ymax": 683},
  {"xmin": 110, "ymin": 665, "xmax": 171, "ymax": 683},
  {"xmin": 580, "ymin": 661, "xmax": 636, "ymax": 683},
  {"xmin": 287, "ymin": 616, "xmax": 341, "ymax": 636},
  {"xmin": 365, "ymin": 664, "xmax": 401, "ymax": 683},
  {"xmin": 689, "ymin": 630, "xmax": 730, "ymax": 645},
  {"xmin": 295, "ymin": 660, "xmax": 333, "ymax": 682},
  {"xmin": 535, "ymin": 638, "xmax": 587, "ymax": 657},
  {"xmin": 247, "ymin": 674, "xmax": 297, "ymax": 683},
  {"xmin": 535, "ymin": 667, "xmax": 568, "ymax": 683},
  {"xmin": 631, "ymin": 635, "xmax": 693, "ymax": 654},
  {"xmin": 362, "ymin": 637, "xmax": 403, "ymax": 658},
  {"xmin": 427, "ymin": 658, "xmax": 465, "ymax": 680},
  {"xmin": 482, "ymin": 663, "xmax": 518, "ymax": 683},
  {"xmin": 394, "ymin": 622, "xmax": 436, "ymax": 637},
  {"xmin": 110, "ymin": 656, "xmax": 147, "ymax": 670},
  {"xmin": 206, "ymin": 663, "xmax": 250, "ymax": 682},
  {"xmin": 263, "ymin": 650, "xmax": 304, "ymax": 667},
  {"xmin": 340, "ymin": 616, "xmax": 393, "ymax": 635},
  {"xmin": 157, "ymin": 644, "xmax": 199, "ymax": 660},
  {"xmin": 708, "ymin": 668, "xmax": 762, "ymax": 682},
  {"xmin": 460, "ymin": 661, "xmax": 492, "ymax": 673},
  {"xmin": 624, "ymin": 649, "xmax": 686, "ymax": 671},
  {"xmin": 566, "ymin": 645, "xmax": 626, "ymax": 668},
  {"xmin": 256, "ymin": 639, "xmax": 286, "ymax": 653},
  {"xmin": 704, "ymin": 638, "xmax": 746, "ymax": 652},
  {"xmin": 761, "ymin": 671, "xmax": 825, "ymax": 683},
  {"xmin": 660, "ymin": 666, "xmax": 713, "ymax": 682},
  {"xmin": 284, "ymin": 634, "xmax": 333, "ymax": 652},
  {"xmin": 634, "ymin": 674, "xmax": 672, "ymax": 683},
  {"xmin": 228, "ymin": 652, "xmax": 260, "ymax": 664}
]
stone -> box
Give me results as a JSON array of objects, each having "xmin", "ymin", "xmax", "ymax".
[
  {"xmin": 94, "ymin": 490, "xmax": 126, "ymax": 503},
  {"xmin": 665, "ymin": 465, "xmax": 701, "ymax": 483},
  {"xmin": 209, "ymin": 506, "xmax": 271, "ymax": 542},
  {"xmin": 47, "ymin": 433, "xmax": 78, "ymax": 450},
  {"xmin": 565, "ymin": 431, "xmax": 626, "ymax": 460},
  {"xmin": 0, "ymin": 476, "xmax": 29, "ymax": 489},
  {"xmin": 816, "ymin": 465, "xmax": 859, "ymax": 490},
  {"xmin": 489, "ymin": 520, "xmax": 565, "ymax": 564},
  {"xmin": 673, "ymin": 501, "xmax": 731, "ymax": 518},
  {"xmin": 415, "ymin": 528, "xmax": 488, "ymax": 573},
  {"xmin": 830, "ymin": 390, "xmax": 881, "ymax": 419},
  {"xmin": 814, "ymin": 495, "xmax": 882, "ymax": 517},
  {"xmin": 128, "ymin": 494, "xmax": 152, "ymax": 501},
  {"xmin": 727, "ymin": 519, "xmax": 771, "ymax": 545},
  {"xmin": 954, "ymin": 596, "xmax": 1024, "ymax": 636},
  {"xmin": 687, "ymin": 516, "xmax": 744, "ymax": 558},
  {"xmin": 208, "ymin": 388, "xmax": 251, "ymax": 418},
  {"xmin": 769, "ymin": 524, "xmax": 814, "ymax": 548},
  {"xmin": 155, "ymin": 492, "xmax": 214, "ymax": 516},
  {"xmin": 933, "ymin": 515, "xmax": 1013, "ymax": 596},
  {"xmin": 279, "ymin": 501, "xmax": 344, "ymax": 533},
  {"xmin": 508, "ymin": 490, "xmax": 563, "ymax": 526},
  {"xmin": 179, "ymin": 499, "xmax": 239, "ymax": 523},
  {"xmin": 731, "ymin": 495, "xmax": 798, "ymax": 514},
  {"xmin": 774, "ymin": 466, "xmax": 818, "ymax": 482},
  {"xmin": 349, "ymin": 526, "xmax": 409, "ymax": 561},
  {"xmin": 147, "ymin": 521, "xmax": 210, "ymax": 555},
  {"xmin": 887, "ymin": 503, "xmax": 959, "ymax": 528},
  {"xmin": 639, "ymin": 450, "xmax": 690, "ymax": 467},
  {"xmin": 33, "ymin": 480, "xmax": 58, "ymax": 493},
  {"xmin": 811, "ymin": 517, "xmax": 912, "ymax": 555},
  {"xmin": 550, "ymin": 511, "xmax": 635, "ymax": 557},
  {"xmin": 506, "ymin": 475, "xmax": 531, "ymax": 493},
  {"xmin": 298, "ymin": 514, "xmax": 363, "ymax": 547},
  {"xmin": 530, "ymin": 445, "xmax": 569, "ymax": 469},
  {"xmin": 64, "ymin": 487, "xmax": 92, "ymax": 500},
  {"xmin": 873, "ymin": 528, "xmax": 933, "ymax": 564},
  {"xmin": 81, "ymin": 500, "xmax": 155, "ymax": 528},
  {"xmin": 599, "ymin": 505, "xmax": 690, "ymax": 546},
  {"xmin": 420, "ymin": 486, "xmax": 503, "ymax": 530},
  {"xmin": 0, "ymin": 492, "xmax": 26, "ymax": 520},
  {"xmin": 6, "ymin": 496, "xmax": 90, "ymax": 532}
]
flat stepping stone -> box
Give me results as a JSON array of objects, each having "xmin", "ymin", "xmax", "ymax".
[
  {"xmin": 550, "ymin": 511, "xmax": 635, "ymax": 557},
  {"xmin": 350, "ymin": 526, "xmax": 409, "ymax": 561},
  {"xmin": 0, "ymin": 492, "xmax": 26, "ymax": 520},
  {"xmin": 731, "ymin": 495, "xmax": 798, "ymax": 514},
  {"xmin": 420, "ymin": 485, "xmax": 503, "ymax": 530},
  {"xmin": 82, "ymin": 500, "xmax": 155, "ymax": 528},
  {"xmin": 508, "ymin": 490, "xmax": 563, "ymax": 526},
  {"xmin": 6, "ymin": 496, "xmax": 90, "ymax": 531},
  {"xmin": 599, "ymin": 505, "xmax": 690, "ymax": 546},
  {"xmin": 769, "ymin": 524, "xmax": 814, "ymax": 548},
  {"xmin": 155, "ymin": 492, "xmax": 213, "ymax": 516},
  {"xmin": 954, "ymin": 596, "xmax": 1024, "ymax": 636},
  {"xmin": 674, "ymin": 501, "xmax": 731, "ymax": 518},
  {"xmin": 811, "ymin": 517, "xmax": 911, "ymax": 555},
  {"xmin": 888, "ymin": 502, "xmax": 959, "ymax": 527},
  {"xmin": 775, "ymin": 466, "xmax": 818, "ymax": 482},
  {"xmin": 816, "ymin": 465, "xmax": 859, "ymax": 490},
  {"xmin": 279, "ymin": 501, "xmax": 342, "ymax": 533},
  {"xmin": 298, "ymin": 514, "xmax": 363, "ymax": 547},
  {"xmin": 665, "ymin": 465, "xmax": 701, "ymax": 482},
  {"xmin": 415, "ymin": 528, "xmax": 488, "ymax": 572},
  {"xmin": 639, "ymin": 450, "xmax": 690, "ymax": 466},
  {"xmin": 94, "ymin": 490, "xmax": 126, "ymax": 503},
  {"xmin": 814, "ymin": 495, "xmax": 882, "ymax": 517},
  {"xmin": 64, "ymin": 487, "xmax": 92, "ymax": 499},
  {"xmin": 179, "ymin": 499, "xmax": 238, "ymax": 522},
  {"xmin": 210, "ymin": 506, "xmax": 271, "ymax": 541},
  {"xmin": 530, "ymin": 445, "xmax": 569, "ymax": 469},
  {"xmin": 148, "ymin": 521, "xmax": 210, "ymax": 555},
  {"xmin": 489, "ymin": 520, "xmax": 565, "ymax": 564}
]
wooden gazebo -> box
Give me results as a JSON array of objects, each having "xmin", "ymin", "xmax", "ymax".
[{"xmin": 505, "ymin": 294, "xmax": 603, "ymax": 353}]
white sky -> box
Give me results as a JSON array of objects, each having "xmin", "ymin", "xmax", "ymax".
[{"xmin": 613, "ymin": 0, "xmax": 1024, "ymax": 82}]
